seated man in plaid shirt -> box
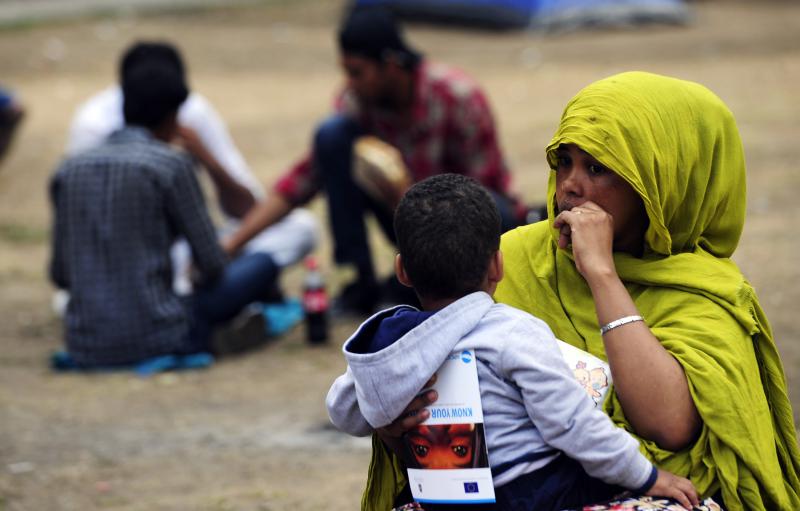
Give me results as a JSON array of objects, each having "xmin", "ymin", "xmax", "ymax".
[
  {"xmin": 48, "ymin": 58, "xmax": 278, "ymax": 367},
  {"xmin": 224, "ymin": 6, "xmax": 537, "ymax": 316}
]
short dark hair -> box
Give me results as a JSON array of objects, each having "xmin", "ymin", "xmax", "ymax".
[
  {"xmin": 394, "ymin": 174, "xmax": 501, "ymax": 301},
  {"xmin": 120, "ymin": 41, "xmax": 185, "ymax": 82},
  {"xmin": 338, "ymin": 6, "xmax": 421, "ymax": 70},
  {"xmin": 122, "ymin": 61, "xmax": 188, "ymax": 129}
]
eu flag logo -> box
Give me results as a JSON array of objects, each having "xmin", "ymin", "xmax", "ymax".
[{"xmin": 463, "ymin": 482, "xmax": 479, "ymax": 493}]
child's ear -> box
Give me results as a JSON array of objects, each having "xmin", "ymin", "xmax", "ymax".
[
  {"xmin": 488, "ymin": 250, "xmax": 504, "ymax": 285},
  {"xmin": 395, "ymin": 254, "xmax": 413, "ymax": 288}
]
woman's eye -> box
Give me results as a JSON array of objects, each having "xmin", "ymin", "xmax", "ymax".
[
  {"xmin": 553, "ymin": 156, "xmax": 570, "ymax": 173},
  {"xmin": 588, "ymin": 163, "xmax": 606, "ymax": 175},
  {"xmin": 452, "ymin": 445, "xmax": 469, "ymax": 457},
  {"xmin": 413, "ymin": 445, "xmax": 429, "ymax": 457}
]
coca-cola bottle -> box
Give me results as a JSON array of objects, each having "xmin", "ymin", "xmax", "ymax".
[{"xmin": 302, "ymin": 256, "xmax": 329, "ymax": 344}]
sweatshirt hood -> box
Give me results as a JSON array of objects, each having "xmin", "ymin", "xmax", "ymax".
[{"xmin": 342, "ymin": 291, "xmax": 494, "ymax": 428}]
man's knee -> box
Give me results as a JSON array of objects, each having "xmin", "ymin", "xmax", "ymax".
[{"xmin": 314, "ymin": 115, "xmax": 358, "ymax": 160}]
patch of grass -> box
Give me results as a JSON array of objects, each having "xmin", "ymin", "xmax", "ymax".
[
  {"xmin": 0, "ymin": 223, "xmax": 48, "ymax": 244},
  {"xmin": 0, "ymin": 0, "xmax": 315, "ymax": 32}
]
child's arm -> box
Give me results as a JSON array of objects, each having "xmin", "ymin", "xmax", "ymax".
[
  {"xmin": 326, "ymin": 367, "xmax": 439, "ymax": 439},
  {"xmin": 502, "ymin": 315, "xmax": 662, "ymax": 491},
  {"xmin": 326, "ymin": 367, "xmax": 373, "ymax": 436}
]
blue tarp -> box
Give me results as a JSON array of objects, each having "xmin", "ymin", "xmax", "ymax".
[{"xmin": 355, "ymin": 0, "xmax": 689, "ymax": 30}]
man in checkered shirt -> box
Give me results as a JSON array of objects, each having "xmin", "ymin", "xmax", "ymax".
[
  {"xmin": 49, "ymin": 57, "xmax": 278, "ymax": 367},
  {"xmin": 223, "ymin": 6, "xmax": 537, "ymax": 317}
]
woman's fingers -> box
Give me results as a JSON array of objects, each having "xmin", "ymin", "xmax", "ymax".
[
  {"xmin": 379, "ymin": 387, "xmax": 438, "ymax": 437},
  {"xmin": 553, "ymin": 202, "xmax": 618, "ymax": 278},
  {"xmin": 397, "ymin": 406, "xmax": 430, "ymax": 431},
  {"xmin": 553, "ymin": 210, "xmax": 576, "ymax": 249},
  {"xmin": 405, "ymin": 389, "xmax": 437, "ymax": 417}
]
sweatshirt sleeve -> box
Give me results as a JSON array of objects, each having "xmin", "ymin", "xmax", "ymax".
[
  {"xmin": 326, "ymin": 366, "xmax": 373, "ymax": 437},
  {"xmin": 500, "ymin": 315, "xmax": 654, "ymax": 490}
]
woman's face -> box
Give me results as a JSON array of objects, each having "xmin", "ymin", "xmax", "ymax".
[{"xmin": 554, "ymin": 144, "xmax": 648, "ymax": 254}]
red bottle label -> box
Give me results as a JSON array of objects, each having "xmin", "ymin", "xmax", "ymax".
[{"xmin": 303, "ymin": 289, "xmax": 328, "ymax": 314}]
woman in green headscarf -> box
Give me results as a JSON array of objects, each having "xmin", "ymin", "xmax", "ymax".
[
  {"xmin": 358, "ymin": 72, "xmax": 800, "ymax": 511},
  {"xmin": 495, "ymin": 71, "xmax": 800, "ymax": 510}
]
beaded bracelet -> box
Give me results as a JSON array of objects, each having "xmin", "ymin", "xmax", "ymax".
[{"xmin": 599, "ymin": 315, "xmax": 644, "ymax": 336}]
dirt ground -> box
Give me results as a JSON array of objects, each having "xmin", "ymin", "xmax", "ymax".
[{"xmin": 0, "ymin": 1, "xmax": 798, "ymax": 509}]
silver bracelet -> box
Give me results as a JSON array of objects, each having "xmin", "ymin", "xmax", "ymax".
[{"xmin": 600, "ymin": 315, "xmax": 644, "ymax": 335}]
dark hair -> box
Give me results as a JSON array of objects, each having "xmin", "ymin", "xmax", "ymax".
[
  {"xmin": 120, "ymin": 41, "xmax": 185, "ymax": 82},
  {"xmin": 338, "ymin": 6, "xmax": 422, "ymax": 70},
  {"xmin": 394, "ymin": 174, "xmax": 501, "ymax": 301},
  {"xmin": 122, "ymin": 61, "xmax": 188, "ymax": 129}
]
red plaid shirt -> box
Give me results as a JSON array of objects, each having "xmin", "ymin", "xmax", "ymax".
[{"xmin": 275, "ymin": 61, "xmax": 515, "ymax": 206}]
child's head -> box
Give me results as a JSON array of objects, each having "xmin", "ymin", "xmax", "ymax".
[{"xmin": 393, "ymin": 174, "xmax": 501, "ymax": 303}]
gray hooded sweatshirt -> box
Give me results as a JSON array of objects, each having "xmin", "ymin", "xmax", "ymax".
[{"xmin": 326, "ymin": 291, "xmax": 654, "ymax": 489}]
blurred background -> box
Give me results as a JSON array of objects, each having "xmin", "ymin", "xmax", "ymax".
[{"xmin": 0, "ymin": 0, "xmax": 798, "ymax": 509}]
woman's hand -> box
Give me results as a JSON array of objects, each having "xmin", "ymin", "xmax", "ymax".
[
  {"xmin": 375, "ymin": 375, "xmax": 438, "ymax": 460},
  {"xmin": 552, "ymin": 201, "xmax": 616, "ymax": 281},
  {"xmin": 376, "ymin": 375, "xmax": 438, "ymax": 439}
]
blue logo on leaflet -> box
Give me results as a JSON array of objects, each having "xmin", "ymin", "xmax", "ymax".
[
  {"xmin": 463, "ymin": 482, "xmax": 479, "ymax": 493},
  {"xmin": 461, "ymin": 350, "xmax": 472, "ymax": 364}
]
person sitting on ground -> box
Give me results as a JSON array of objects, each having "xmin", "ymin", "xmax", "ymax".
[
  {"xmin": 0, "ymin": 86, "xmax": 25, "ymax": 165},
  {"xmin": 326, "ymin": 174, "xmax": 699, "ymax": 511},
  {"xmin": 49, "ymin": 58, "xmax": 279, "ymax": 367},
  {"xmin": 224, "ymin": 7, "xmax": 538, "ymax": 315},
  {"xmin": 496, "ymin": 71, "xmax": 800, "ymax": 510},
  {"xmin": 355, "ymin": 72, "xmax": 800, "ymax": 510},
  {"xmin": 66, "ymin": 40, "xmax": 318, "ymax": 297}
]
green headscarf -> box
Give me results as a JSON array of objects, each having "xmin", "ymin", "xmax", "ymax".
[{"xmin": 497, "ymin": 71, "xmax": 800, "ymax": 510}]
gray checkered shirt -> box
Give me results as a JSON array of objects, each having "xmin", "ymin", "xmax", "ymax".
[{"xmin": 49, "ymin": 126, "xmax": 227, "ymax": 365}]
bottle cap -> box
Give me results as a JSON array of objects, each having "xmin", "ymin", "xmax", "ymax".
[{"xmin": 305, "ymin": 256, "xmax": 319, "ymax": 271}]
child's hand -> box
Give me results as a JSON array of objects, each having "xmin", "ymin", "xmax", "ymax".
[{"xmin": 645, "ymin": 468, "xmax": 699, "ymax": 510}]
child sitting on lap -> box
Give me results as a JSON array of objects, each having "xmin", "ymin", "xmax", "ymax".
[{"xmin": 326, "ymin": 174, "xmax": 698, "ymax": 511}]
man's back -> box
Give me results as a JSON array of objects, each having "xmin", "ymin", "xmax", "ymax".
[{"xmin": 50, "ymin": 126, "xmax": 225, "ymax": 366}]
